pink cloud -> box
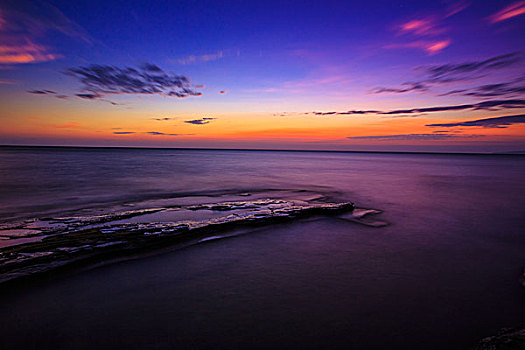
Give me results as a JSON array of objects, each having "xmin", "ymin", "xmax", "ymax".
[
  {"xmin": 399, "ymin": 18, "xmax": 446, "ymax": 36},
  {"xmin": 0, "ymin": 39, "xmax": 58, "ymax": 64},
  {"xmin": 445, "ymin": 1, "xmax": 471, "ymax": 17},
  {"xmin": 489, "ymin": 1, "xmax": 525, "ymax": 23},
  {"xmin": 50, "ymin": 122, "xmax": 81, "ymax": 129},
  {"xmin": 385, "ymin": 40, "xmax": 451, "ymax": 55},
  {"xmin": 0, "ymin": 0, "xmax": 93, "ymax": 65}
]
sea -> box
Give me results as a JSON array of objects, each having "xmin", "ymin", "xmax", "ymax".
[{"xmin": 0, "ymin": 146, "xmax": 524, "ymax": 349}]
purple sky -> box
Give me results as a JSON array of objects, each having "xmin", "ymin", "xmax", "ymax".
[{"xmin": 0, "ymin": 0, "xmax": 524, "ymax": 152}]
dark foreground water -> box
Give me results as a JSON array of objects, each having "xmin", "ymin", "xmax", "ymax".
[{"xmin": 1, "ymin": 147, "xmax": 524, "ymax": 349}]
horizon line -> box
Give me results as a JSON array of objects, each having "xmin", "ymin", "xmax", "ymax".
[{"xmin": 1, "ymin": 144, "xmax": 524, "ymax": 156}]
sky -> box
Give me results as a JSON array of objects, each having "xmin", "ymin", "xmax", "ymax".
[{"xmin": 0, "ymin": 0, "xmax": 524, "ymax": 153}]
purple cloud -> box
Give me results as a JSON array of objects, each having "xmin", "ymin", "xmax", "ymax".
[
  {"xmin": 185, "ymin": 117, "xmax": 216, "ymax": 125},
  {"xmin": 66, "ymin": 63, "xmax": 202, "ymax": 99},
  {"xmin": 426, "ymin": 114, "xmax": 525, "ymax": 129},
  {"xmin": 312, "ymin": 99, "xmax": 525, "ymax": 116},
  {"xmin": 347, "ymin": 133, "xmax": 483, "ymax": 140}
]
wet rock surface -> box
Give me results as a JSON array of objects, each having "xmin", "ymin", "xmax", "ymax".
[
  {"xmin": 472, "ymin": 327, "xmax": 525, "ymax": 350},
  {"xmin": 0, "ymin": 189, "xmax": 385, "ymax": 284}
]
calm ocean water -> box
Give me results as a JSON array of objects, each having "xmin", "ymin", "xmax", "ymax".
[{"xmin": 1, "ymin": 146, "xmax": 524, "ymax": 349}]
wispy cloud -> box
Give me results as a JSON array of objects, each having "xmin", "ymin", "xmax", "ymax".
[
  {"xmin": 27, "ymin": 89, "xmax": 56, "ymax": 94},
  {"xmin": 347, "ymin": 133, "xmax": 483, "ymax": 141},
  {"xmin": 0, "ymin": 0, "xmax": 94, "ymax": 64},
  {"xmin": 66, "ymin": 63, "xmax": 203, "ymax": 100},
  {"xmin": 426, "ymin": 114, "xmax": 525, "ymax": 128},
  {"xmin": 424, "ymin": 52, "xmax": 521, "ymax": 81},
  {"xmin": 489, "ymin": 1, "xmax": 525, "ymax": 23},
  {"xmin": 184, "ymin": 117, "xmax": 216, "ymax": 125},
  {"xmin": 0, "ymin": 39, "xmax": 58, "ymax": 64},
  {"xmin": 176, "ymin": 51, "xmax": 225, "ymax": 65},
  {"xmin": 113, "ymin": 131, "xmax": 192, "ymax": 136},
  {"xmin": 50, "ymin": 122, "xmax": 80, "ymax": 129},
  {"xmin": 27, "ymin": 89, "xmax": 72, "ymax": 99},
  {"xmin": 384, "ymin": 40, "xmax": 451, "ymax": 55},
  {"xmin": 388, "ymin": 2, "xmax": 469, "ymax": 55},
  {"xmin": 371, "ymin": 52, "xmax": 522, "ymax": 95},
  {"xmin": 440, "ymin": 79, "xmax": 525, "ymax": 98},
  {"xmin": 311, "ymin": 99, "xmax": 525, "ymax": 116},
  {"xmin": 372, "ymin": 82, "xmax": 428, "ymax": 94},
  {"xmin": 145, "ymin": 131, "xmax": 188, "ymax": 136},
  {"xmin": 398, "ymin": 18, "xmax": 446, "ymax": 36},
  {"xmin": 397, "ymin": 1, "xmax": 469, "ymax": 35},
  {"xmin": 151, "ymin": 117, "xmax": 172, "ymax": 121}
]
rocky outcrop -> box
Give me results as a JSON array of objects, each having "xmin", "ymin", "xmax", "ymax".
[{"xmin": 0, "ymin": 192, "xmax": 380, "ymax": 285}]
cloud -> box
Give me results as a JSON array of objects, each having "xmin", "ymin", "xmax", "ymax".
[
  {"xmin": 444, "ymin": 1, "xmax": 471, "ymax": 17},
  {"xmin": 371, "ymin": 53, "xmax": 522, "ymax": 95},
  {"xmin": 397, "ymin": 1, "xmax": 469, "ymax": 36},
  {"xmin": 66, "ymin": 63, "xmax": 202, "ymax": 99},
  {"xmin": 398, "ymin": 18, "xmax": 446, "ymax": 36},
  {"xmin": 381, "ymin": 114, "xmax": 427, "ymax": 118},
  {"xmin": 424, "ymin": 52, "xmax": 521, "ymax": 82},
  {"xmin": 384, "ymin": 40, "xmax": 451, "ymax": 55},
  {"xmin": 27, "ymin": 89, "xmax": 71, "ymax": 99},
  {"xmin": 388, "ymin": 1, "xmax": 469, "ymax": 56},
  {"xmin": 432, "ymin": 130, "xmax": 460, "ymax": 133},
  {"xmin": 372, "ymin": 82, "xmax": 428, "ymax": 94},
  {"xmin": 27, "ymin": 89, "xmax": 56, "ymax": 94},
  {"xmin": 50, "ymin": 122, "xmax": 80, "ymax": 129},
  {"xmin": 75, "ymin": 92, "xmax": 100, "ymax": 99},
  {"xmin": 347, "ymin": 133, "xmax": 483, "ymax": 140},
  {"xmin": 176, "ymin": 51, "xmax": 225, "ymax": 65},
  {"xmin": 152, "ymin": 117, "xmax": 172, "ymax": 121},
  {"xmin": 489, "ymin": 1, "xmax": 525, "ymax": 23},
  {"xmin": 184, "ymin": 117, "xmax": 216, "ymax": 125},
  {"xmin": 0, "ymin": 39, "xmax": 58, "ymax": 64},
  {"xmin": 113, "ymin": 131, "xmax": 191, "ymax": 136},
  {"xmin": 441, "ymin": 79, "xmax": 525, "ymax": 98},
  {"xmin": 145, "ymin": 131, "xmax": 186, "ymax": 136},
  {"xmin": 426, "ymin": 114, "xmax": 525, "ymax": 128},
  {"xmin": 312, "ymin": 99, "xmax": 525, "ymax": 115},
  {"xmin": 0, "ymin": 0, "xmax": 94, "ymax": 64}
]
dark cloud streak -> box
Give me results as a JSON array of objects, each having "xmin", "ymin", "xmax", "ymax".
[
  {"xmin": 426, "ymin": 114, "xmax": 525, "ymax": 128},
  {"xmin": 347, "ymin": 133, "xmax": 483, "ymax": 140},
  {"xmin": 312, "ymin": 99, "xmax": 525, "ymax": 116},
  {"xmin": 66, "ymin": 63, "xmax": 202, "ymax": 100},
  {"xmin": 184, "ymin": 117, "xmax": 216, "ymax": 125},
  {"xmin": 371, "ymin": 52, "xmax": 522, "ymax": 95},
  {"xmin": 27, "ymin": 89, "xmax": 56, "ymax": 94}
]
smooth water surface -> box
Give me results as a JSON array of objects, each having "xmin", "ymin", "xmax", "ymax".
[{"xmin": 1, "ymin": 147, "xmax": 524, "ymax": 349}]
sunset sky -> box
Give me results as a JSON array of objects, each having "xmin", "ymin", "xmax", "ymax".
[{"xmin": 1, "ymin": 0, "xmax": 524, "ymax": 152}]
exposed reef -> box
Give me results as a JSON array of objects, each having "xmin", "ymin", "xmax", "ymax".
[
  {"xmin": 0, "ymin": 190, "xmax": 386, "ymax": 285},
  {"xmin": 472, "ymin": 327, "xmax": 525, "ymax": 350}
]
